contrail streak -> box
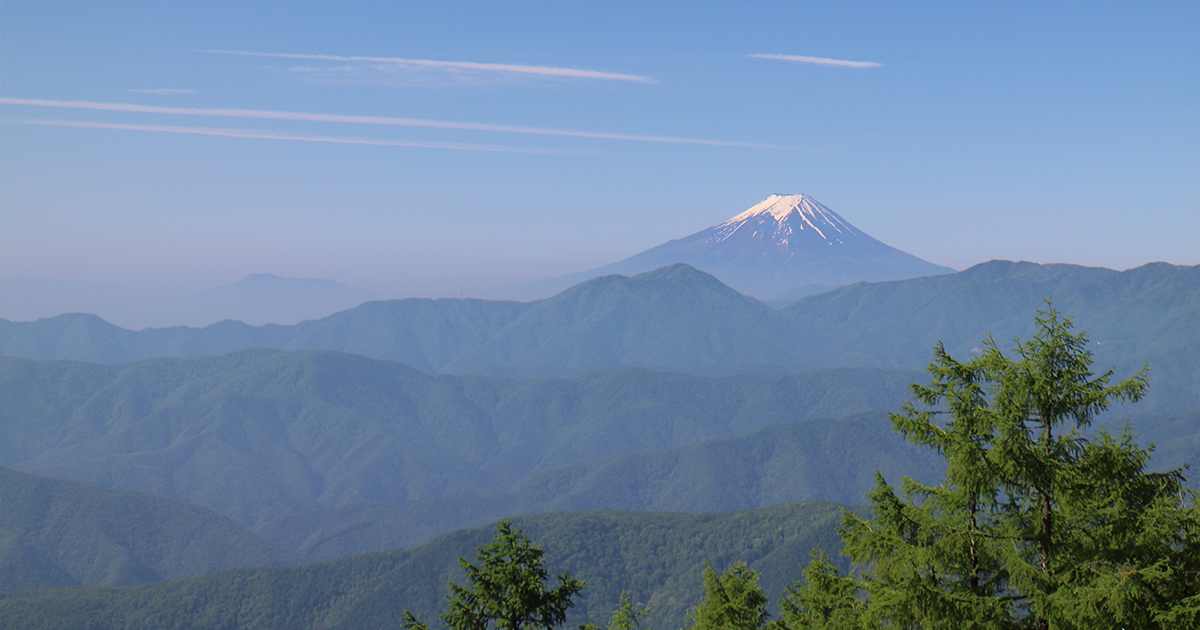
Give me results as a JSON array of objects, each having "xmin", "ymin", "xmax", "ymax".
[
  {"xmin": 203, "ymin": 49, "xmax": 658, "ymax": 83},
  {"xmin": 3, "ymin": 119, "xmax": 576, "ymax": 154},
  {"xmin": 126, "ymin": 89, "xmax": 198, "ymax": 95},
  {"xmin": 0, "ymin": 98, "xmax": 787, "ymax": 149},
  {"xmin": 750, "ymin": 54, "xmax": 882, "ymax": 69}
]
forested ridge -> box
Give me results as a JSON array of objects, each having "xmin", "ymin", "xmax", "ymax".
[
  {"xmin": 0, "ymin": 467, "xmax": 300, "ymax": 591},
  {"xmin": 1, "ymin": 351, "xmax": 933, "ymax": 556},
  {"xmin": 2, "ymin": 264, "xmax": 1197, "ymax": 628},
  {"xmin": 3, "ymin": 262, "xmax": 1197, "ymax": 413},
  {"xmin": 0, "ymin": 502, "xmax": 862, "ymax": 630}
]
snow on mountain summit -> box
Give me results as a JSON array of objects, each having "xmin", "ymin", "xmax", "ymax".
[
  {"xmin": 722, "ymin": 194, "xmax": 844, "ymax": 224},
  {"xmin": 711, "ymin": 193, "xmax": 863, "ymax": 247},
  {"xmin": 605, "ymin": 193, "xmax": 955, "ymax": 298},
  {"xmin": 504, "ymin": 193, "xmax": 955, "ymax": 302}
]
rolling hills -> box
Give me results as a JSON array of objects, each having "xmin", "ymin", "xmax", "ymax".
[
  {"xmin": 256, "ymin": 411, "xmax": 945, "ymax": 559},
  {"xmin": 0, "ymin": 502, "xmax": 867, "ymax": 630},
  {"xmin": 1, "ymin": 350, "xmax": 923, "ymax": 540},
  {"xmin": 0, "ymin": 466, "xmax": 300, "ymax": 591}
]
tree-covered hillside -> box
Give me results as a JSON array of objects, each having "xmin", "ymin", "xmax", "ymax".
[
  {"xmin": 1, "ymin": 351, "xmax": 919, "ymax": 542},
  {"xmin": 255, "ymin": 407, "xmax": 1195, "ymax": 561},
  {"xmin": 257, "ymin": 411, "xmax": 944, "ymax": 559},
  {"xmin": 781, "ymin": 260, "xmax": 1200, "ymax": 412},
  {"xmin": 0, "ymin": 502, "xmax": 866, "ymax": 630},
  {"xmin": 2, "ymin": 261, "xmax": 1196, "ymax": 411},
  {"xmin": 0, "ymin": 467, "xmax": 300, "ymax": 591}
]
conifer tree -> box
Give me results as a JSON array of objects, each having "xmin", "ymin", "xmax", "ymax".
[
  {"xmin": 686, "ymin": 560, "xmax": 775, "ymax": 630},
  {"xmin": 581, "ymin": 591, "xmax": 650, "ymax": 630},
  {"xmin": 785, "ymin": 304, "xmax": 1199, "ymax": 629},
  {"xmin": 779, "ymin": 549, "xmax": 866, "ymax": 630},
  {"xmin": 402, "ymin": 519, "xmax": 585, "ymax": 630}
]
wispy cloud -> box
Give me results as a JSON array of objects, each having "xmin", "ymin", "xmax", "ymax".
[
  {"xmin": 2, "ymin": 118, "xmax": 573, "ymax": 154},
  {"xmin": 0, "ymin": 98, "xmax": 787, "ymax": 149},
  {"xmin": 203, "ymin": 50, "xmax": 657, "ymax": 84},
  {"xmin": 126, "ymin": 89, "xmax": 199, "ymax": 95},
  {"xmin": 750, "ymin": 54, "xmax": 882, "ymax": 69}
]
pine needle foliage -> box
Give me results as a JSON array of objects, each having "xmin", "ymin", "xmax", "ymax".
[
  {"xmin": 686, "ymin": 561, "xmax": 777, "ymax": 630},
  {"xmin": 580, "ymin": 590, "xmax": 650, "ymax": 630},
  {"xmin": 403, "ymin": 519, "xmax": 585, "ymax": 630},
  {"xmin": 779, "ymin": 549, "xmax": 867, "ymax": 630},
  {"xmin": 786, "ymin": 303, "xmax": 1200, "ymax": 629}
]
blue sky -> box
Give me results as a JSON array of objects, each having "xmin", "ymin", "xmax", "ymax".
[{"xmin": 2, "ymin": 1, "xmax": 1197, "ymax": 297}]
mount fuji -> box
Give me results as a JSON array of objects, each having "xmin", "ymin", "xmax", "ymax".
[{"xmin": 512, "ymin": 194, "xmax": 954, "ymax": 302}]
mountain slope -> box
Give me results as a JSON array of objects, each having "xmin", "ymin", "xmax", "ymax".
[
  {"xmin": 445, "ymin": 264, "xmax": 800, "ymax": 375},
  {"xmin": 778, "ymin": 260, "xmax": 1200, "ymax": 412},
  {"xmin": 1, "ymin": 351, "xmax": 919, "ymax": 533},
  {"xmin": 510, "ymin": 194, "xmax": 953, "ymax": 300},
  {"xmin": 0, "ymin": 502, "xmax": 868, "ymax": 630},
  {"xmin": 0, "ymin": 467, "xmax": 300, "ymax": 591},
  {"xmin": 0, "ymin": 296, "xmax": 531, "ymax": 371},
  {"xmin": 0, "ymin": 265, "xmax": 793, "ymax": 376},
  {"xmin": 0, "ymin": 350, "xmax": 508, "ymax": 527},
  {"xmin": 256, "ymin": 411, "xmax": 945, "ymax": 559}
]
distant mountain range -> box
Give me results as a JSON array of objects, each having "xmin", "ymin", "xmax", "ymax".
[
  {"xmin": 507, "ymin": 194, "xmax": 954, "ymax": 300},
  {"xmin": 0, "ymin": 273, "xmax": 377, "ymax": 330},
  {"xmin": 2, "ymin": 258, "xmax": 1197, "ymax": 618},
  {"xmin": 2, "ymin": 260, "xmax": 1196, "ymax": 411},
  {"xmin": 0, "ymin": 194, "xmax": 943, "ymax": 327}
]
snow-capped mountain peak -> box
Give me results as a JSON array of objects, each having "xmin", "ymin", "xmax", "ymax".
[
  {"xmin": 503, "ymin": 192, "xmax": 954, "ymax": 302},
  {"xmin": 722, "ymin": 193, "xmax": 830, "ymax": 223},
  {"xmin": 709, "ymin": 193, "xmax": 863, "ymax": 247},
  {"xmin": 721, "ymin": 193, "xmax": 858, "ymax": 229}
]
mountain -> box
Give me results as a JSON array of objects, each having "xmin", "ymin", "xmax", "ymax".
[
  {"xmin": 256, "ymin": 410, "xmax": 945, "ymax": 559},
  {"xmin": 195, "ymin": 273, "xmax": 378, "ymax": 326},
  {"xmin": 442, "ymin": 263, "xmax": 800, "ymax": 375},
  {"xmin": 6, "ymin": 347, "xmax": 1188, "ymax": 560},
  {"xmin": 509, "ymin": 194, "xmax": 954, "ymax": 300},
  {"xmin": 0, "ymin": 264, "xmax": 800, "ymax": 376},
  {"xmin": 267, "ymin": 404, "xmax": 1200, "ymax": 561},
  {"xmin": 0, "ymin": 295, "xmax": 529, "ymax": 369},
  {"xmin": 1, "ymin": 261, "xmax": 1197, "ymax": 409},
  {"xmin": 778, "ymin": 260, "xmax": 1200, "ymax": 412},
  {"xmin": 0, "ymin": 274, "xmax": 377, "ymax": 330},
  {"xmin": 0, "ymin": 466, "xmax": 300, "ymax": 591},
  {"xmin": 0, "ymin": 351, "xmax": 920, "ymax": 535},
  {"xmin": 0, "ymin": 502, "xmax": 867, "ymax": 630}
]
